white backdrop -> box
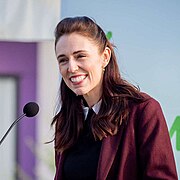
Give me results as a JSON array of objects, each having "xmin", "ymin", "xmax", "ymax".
[
  {"xmin": 0, "ymin": 0, "xmax": 60, "ymax": 41},
  {"xmin": 61, "ymin": 0, "xmax": 180, "ymax": 177}
]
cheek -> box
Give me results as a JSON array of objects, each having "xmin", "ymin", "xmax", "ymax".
[
  {"xmin": 93, "ymin": 62, "xmax": 103, "ymax": 74},
  {"xmin": 90, "ymin": 67, "xmax": 103, "ymax": 83},
  {"xmin": 59, "ymin": 66, "xmax": 66, "ymax": 76}
]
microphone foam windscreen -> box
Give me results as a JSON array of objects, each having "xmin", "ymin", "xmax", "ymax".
[{"xmin": 23, "ymin": 102, "xmax": 39, "ymax": 117}]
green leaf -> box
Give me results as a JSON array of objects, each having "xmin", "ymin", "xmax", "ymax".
[{"xmin": 106, "ymin": 31, "xmax": 112, "ymax": 40}]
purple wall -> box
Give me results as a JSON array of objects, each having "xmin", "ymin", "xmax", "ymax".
[{"xmin": 0, "ymin": 41, "xmax": 37, "ymax": 179}]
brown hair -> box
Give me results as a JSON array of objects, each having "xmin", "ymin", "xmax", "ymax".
[{"xmin": 52, "ymin": 16, "xmax": 144, "ymax": 153}]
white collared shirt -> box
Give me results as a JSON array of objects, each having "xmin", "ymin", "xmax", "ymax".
[{"xmin": 82, "ymin": 99, "xmax": 102, "ymax": 120}]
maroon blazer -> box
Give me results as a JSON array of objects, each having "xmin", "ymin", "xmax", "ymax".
[{"xmin": 54, "ymin": 96, "xmax": 178, "ymax": 180}]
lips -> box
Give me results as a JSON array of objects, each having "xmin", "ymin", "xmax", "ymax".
[{"xmin": 70, "ymin": 75, "xmax": 87, "ymax": 83}]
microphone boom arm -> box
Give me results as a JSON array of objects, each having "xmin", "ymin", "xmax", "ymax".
[{"xmin": 0, "ymin": 113, "xmax": 26, "ymax": 145}]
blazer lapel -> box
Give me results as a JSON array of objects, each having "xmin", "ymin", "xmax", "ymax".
[{"xmin": 96, "ymin": 124, "xmax": 125, "ymax": 180}]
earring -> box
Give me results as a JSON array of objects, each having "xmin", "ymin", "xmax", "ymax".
[{"xmin": 102, "ymin": 67, "xmax": 105, "ymax": 72}]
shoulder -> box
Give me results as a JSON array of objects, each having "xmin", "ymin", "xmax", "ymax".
[
  {"xmin": 128, "ymin": 92, "xmax": 166, "ymax": 129},
  {"xmin": 128, "ymin": 92, "xmax": 170, "ymax": 145},
  {"xmin": 127, "ymin": 92, "xmax": 170, "ymax": 149},
  {"xmin": 130, "ymin": 92, "xmax": 162, "ymax": 113}
]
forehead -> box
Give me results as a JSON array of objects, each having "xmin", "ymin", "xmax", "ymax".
[{"xmin": 55, "ymin": 33, "xmax": 98, "ymax": 55}]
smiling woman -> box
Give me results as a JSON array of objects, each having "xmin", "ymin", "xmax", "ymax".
[{"xmin": 51, "ymin": 16, "xmax": 178, "ymax": 180}]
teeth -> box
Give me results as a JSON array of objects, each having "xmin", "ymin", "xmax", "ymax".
[{"xmin": 70, "ymin": 75, "xmax": 86, "ymax": 83}]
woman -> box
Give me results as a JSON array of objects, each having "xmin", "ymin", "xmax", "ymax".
[{"xmin": 52, "ymin": 16, "xmax": 178, "ymax": 180}]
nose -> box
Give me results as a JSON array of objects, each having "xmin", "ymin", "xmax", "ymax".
[{"xmin": 68, "ymin": 59, "xmax": 79, "ymax": 73}]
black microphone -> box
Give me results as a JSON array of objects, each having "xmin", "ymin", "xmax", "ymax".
[{"xmin": 0, "ymin": 102, "xmax": 39, "ymax": 145}]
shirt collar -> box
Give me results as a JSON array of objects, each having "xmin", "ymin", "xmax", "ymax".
[{"xmin": 82, "ymin": 99, "xmax": 102, "ymax": 119}]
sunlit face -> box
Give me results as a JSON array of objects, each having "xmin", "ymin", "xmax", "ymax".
[{"xmin": 55, "ymin": 33, "xmax": 110, "ymax": 102}]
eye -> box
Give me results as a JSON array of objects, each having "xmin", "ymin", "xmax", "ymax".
[
  {"xmin": 58, "ymin": 58, "xmax": 68, "ymax": 64},
  {"xmin": 77, "ymin": 54, "xmax": 86, "ymax": 59}
]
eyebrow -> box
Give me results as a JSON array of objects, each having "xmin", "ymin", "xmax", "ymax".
[
  {"xmin": 57, "ymin": 54, "xmax": 66, "ymax": 59},
  {"xmin": 57, "ymin": 50, "xmax": 87, "ymax": 59}
]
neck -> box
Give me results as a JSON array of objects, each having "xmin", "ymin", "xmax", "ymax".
[{"xmin": 83, "ymin": 91, "xmax": 102, "ymax": 108}]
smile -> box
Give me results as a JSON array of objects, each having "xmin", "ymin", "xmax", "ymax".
[{"xmin": 70, "ymin": 75, "xmax": 87, "ymax": 83}]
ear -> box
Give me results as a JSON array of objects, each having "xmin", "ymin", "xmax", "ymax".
[{"xmin": 102, "ymin": 47, "xmax": 111, "ymax": 68}]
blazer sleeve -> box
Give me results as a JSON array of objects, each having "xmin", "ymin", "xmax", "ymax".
[{"xmin": 137, "ymin": 98, "xmax": 178, "ymax": 179}]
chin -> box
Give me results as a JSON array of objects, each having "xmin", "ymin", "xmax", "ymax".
[{"xmin": 73, "ymin": 89, "xmax": 88, "ymax": 96}]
